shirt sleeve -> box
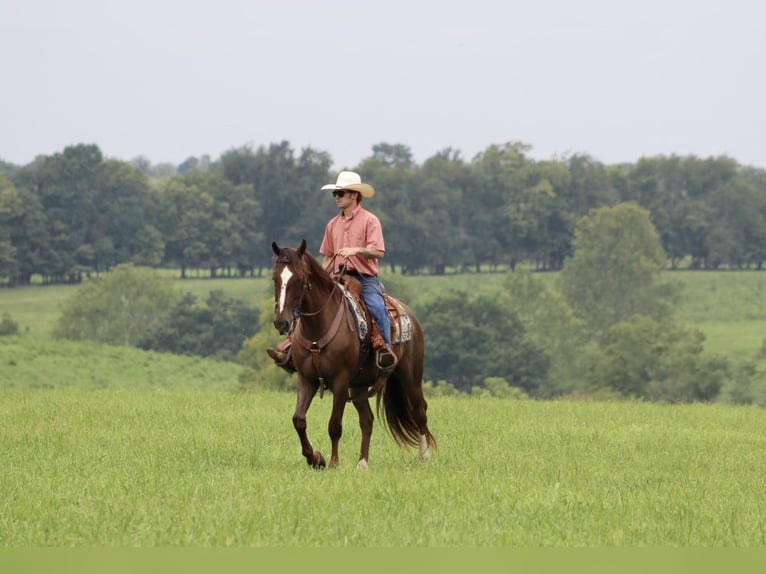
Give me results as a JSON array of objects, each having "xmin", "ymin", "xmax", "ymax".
[
  {"xmin": 365, "ymin": 214, "xmax": 386, "ymax": 253},
  {"xmin": 319, "ymin": 220, "xmax": 334, "ymax": 257}
]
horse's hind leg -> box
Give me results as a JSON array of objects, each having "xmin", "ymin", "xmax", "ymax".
[
  {"xmin": 293, "ymin": 377, "xmax": 325, "ymax": 469},
  {"xmin": 350, "ymin": 394, "xmax": 374, "ymax": 469},
  {"xmin": 327, "ymin": 390, "xmax": 348, "ymax": 468},
  {"xmin": 408, "ymin": 383, "xmax": 434, "ymax": 459}
]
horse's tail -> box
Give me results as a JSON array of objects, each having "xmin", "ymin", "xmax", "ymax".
[{"xmin": 376, "ymin": 373, "xmax": 437, "ymax": 450}]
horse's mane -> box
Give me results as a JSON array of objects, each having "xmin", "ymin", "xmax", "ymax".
[
  {"xmin": 301, "ymin": 249, "xmax": 336, "ymax": 292},
  {"xmin": 271, "ymin": 241, "xmax": 337, "ymax": 294}
]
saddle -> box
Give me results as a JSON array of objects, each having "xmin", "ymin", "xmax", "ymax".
[{"xmin": 336, "ymin": 276, "xmax": 412, "ymax": 347}]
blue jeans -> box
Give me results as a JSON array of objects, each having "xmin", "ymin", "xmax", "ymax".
[{"xmin": 357, "ymin": 275, "xmax": 392, "ymax": 347}]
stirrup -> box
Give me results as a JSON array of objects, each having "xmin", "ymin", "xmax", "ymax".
[{"xmin": 376, "ymin": 346, "xmax": 397, "ymax": 371}]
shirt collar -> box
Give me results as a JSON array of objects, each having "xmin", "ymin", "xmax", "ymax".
[{"xmin": 342, "ymin": 204, "xmax": 363, "ymax": 220}]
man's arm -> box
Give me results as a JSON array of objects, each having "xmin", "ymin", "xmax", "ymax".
[{"xmin": 337, "ymin": 246, "xmax": 384, "ymax": 260}]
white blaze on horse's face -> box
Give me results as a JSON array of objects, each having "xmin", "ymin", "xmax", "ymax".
[{"xmin": 277, "ymin": 266, "xmax": 293, "ymax": 315}]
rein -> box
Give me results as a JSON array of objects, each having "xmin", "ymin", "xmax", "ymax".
[{"xmin": 297, "ymin": 281, "xmax": 341, "ymax": 318}]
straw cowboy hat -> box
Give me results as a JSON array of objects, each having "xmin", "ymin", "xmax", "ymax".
[{"xmin": 321, "ymin": 171, "xmax": 375, "ymax": 198}]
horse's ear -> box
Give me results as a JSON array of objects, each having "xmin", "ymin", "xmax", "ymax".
[
  {"xmin": 297, "ymin": 239, "xmax": 307, "ymax": 257},
  {"xmin": 272, "ymin": 241, "xmax": 280, "ymax": 256}
]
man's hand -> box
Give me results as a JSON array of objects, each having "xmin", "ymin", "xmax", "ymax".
[{"xmin": 338, "ymin": 246, "xmax": 361, "ymax": 259}]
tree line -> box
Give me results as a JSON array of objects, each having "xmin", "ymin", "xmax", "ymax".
[
  {"xmin": 14, "ymin": 200, "xmax": 760, "ymax": 404},
  {"xmin": 2, "ymin": 141, "xmax": 766, "ymax": 286}
]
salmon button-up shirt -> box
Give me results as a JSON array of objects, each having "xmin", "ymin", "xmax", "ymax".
[{"xmin": 319, "ymin": 205, "xmax": 385, "ymax": 276}]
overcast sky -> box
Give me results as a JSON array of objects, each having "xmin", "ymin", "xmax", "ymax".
[{"xmin": 2, "ymin": 0, "xmax": 765, "ymax": 170}]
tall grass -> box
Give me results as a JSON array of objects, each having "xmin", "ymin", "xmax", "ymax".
[{"xmin": 2, "ymin": 390, "xmax": 765, "ymax": 546}]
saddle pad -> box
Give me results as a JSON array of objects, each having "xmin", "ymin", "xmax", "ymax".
[
  {"xmin": 341, "ymin": 287, "xmax": 369, "ymax": 340},
  {"xmin": 386, "ymin": 295, "xmax": 414, "ymax": 344},
  {"xmin": 340, "ymin": 287, "xmax": 414, "ymax": 344}
]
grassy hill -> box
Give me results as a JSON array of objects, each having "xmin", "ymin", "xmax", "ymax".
[{"xmin": 0, "ymin": 336, "xmax": 241, "ymax": 392}]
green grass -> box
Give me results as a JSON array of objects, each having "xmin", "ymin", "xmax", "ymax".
[
  {"xmin": 3, "ymin": 270, "xmax": 766, "ymax": 546},
  {"xmin": 0, "ymin": 283, "xmax": 81, "ymax": 337},
  {"xmin": 1, "ymin": 390, "xmax": 765, "ymax": 546},
  {"xmin": 0, "ymin": 336, "xmax": 241, "ymax": 392}
]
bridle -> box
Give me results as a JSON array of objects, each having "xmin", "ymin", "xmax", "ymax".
[{"xmin": 279, "ymin": 256, "xmax": 341, "ymax": 320}]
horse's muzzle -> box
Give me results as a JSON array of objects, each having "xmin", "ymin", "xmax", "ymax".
[{"xmin": 274, "ymin": 319, "xmax": 291, "ymax": 336}]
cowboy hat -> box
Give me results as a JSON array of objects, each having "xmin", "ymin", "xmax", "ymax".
[{"xmin": 321, "ymin": 171, "xmax": 375, "ymax": 198}]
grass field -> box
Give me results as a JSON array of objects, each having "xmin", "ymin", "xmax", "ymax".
[
  {"xmin": 2, "ymin": 389, "xmax": 766, "ymax": 546},
  {"xmin": 2, "ymin": 269, "xmax": 766, "ymax": 547}
]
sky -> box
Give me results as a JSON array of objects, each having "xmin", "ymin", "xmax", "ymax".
[{"xmin": 2, "ymin": 0, "xmax": 765, "ymax": 170}]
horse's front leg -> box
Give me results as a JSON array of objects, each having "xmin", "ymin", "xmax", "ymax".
[
  {"xmin": 328, "ymin": 387, "xmax": 348, "ymax": 468},
  {"xmin": 293, "ymin": 376, "xmax": 325, "ymax": 469}
]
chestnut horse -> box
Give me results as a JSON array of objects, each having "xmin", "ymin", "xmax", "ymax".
[{"xmin": 271, "ymin": 240, "xmax": 436, "ymax": 469}]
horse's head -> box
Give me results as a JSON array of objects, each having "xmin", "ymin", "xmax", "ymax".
[{"xmin": 271, "ymin": 239, "xmax": 308, "ymax": 335}]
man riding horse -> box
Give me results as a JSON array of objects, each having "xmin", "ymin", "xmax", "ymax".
[{"xmin": 267, "ymin": 171, "xmax": 398, "ymax": 380}]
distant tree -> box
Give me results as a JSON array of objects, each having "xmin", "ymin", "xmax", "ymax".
[
  {"xmin": 414, "ymin": 149, "xmax": 472, "ymax": 274},
  {"xmin": 504, "ymin": 270, "xmax": 590, "ymax": 397},
  {"xmin": 219, "ymin": 142, "xmax": 333, "ymax": 274},
  {"xmin": 467, "ymin": 142, "xmax": 531, "ymax": 270},
  {"xmin": 588, "ymin": 315, "xmax": 727, "ymax": 403},
  {"xmin": 177, "ymin": 156, "xmax": 200, "ymax": 174},
  {"xmin": 13, "ymin": 144, "xmax": 105, "ymax": 282},
  {"xmin": 53, "ymin": 264, "xmax": 181, "ymax": 346},
  {"xmin": 138, "ymin": 290, "xmax": 259, "ymax": 361},
  {"xmin": 0, "ymin": 176, "xmax": 18, "ymax": 281},
  {"xmin": 91, "ymin": 160, "xmax": 153, "ymax": 271},
  {"xmin": 0, "ymin": 180, "xmax": 51, "ymax": 285},
  {"xmin": 419, "ymin": 291, "xmax": 550, "ymax": 394},
  {"xmin": 0, "ymin": 312, "xmax": 19, "ymax": 336},
  {"xmin": 559, "ymin": 202, "xmax": 679, "ymax": 342},
  {"xmin": 0, "ymin": 158, "xmax": 18, "ymax": 177},
  {"xmin": 370, "ymin": 142, "xmax": 415, "ymax": 168}
]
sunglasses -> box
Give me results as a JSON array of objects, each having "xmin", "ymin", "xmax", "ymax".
[{"xmin": 332, "ymin": 190, "xmax": 350, "ymax": 198}]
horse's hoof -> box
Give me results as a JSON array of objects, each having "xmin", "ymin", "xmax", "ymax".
[
  {"xmin": 356, "ymin": 459, "xmax": 369, "ymax": 470},
  {"xmin": 312, "ymin": 451, "xmax": 326, "ymax": 469},
  {"xmin": 419, "ymin": 435, "xmax": 431, "ymax": 460}
]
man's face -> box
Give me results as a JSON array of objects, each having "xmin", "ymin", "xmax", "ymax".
[{"xmin": 332, "ymin": 189, "xmax": 358, "ymax": 209}]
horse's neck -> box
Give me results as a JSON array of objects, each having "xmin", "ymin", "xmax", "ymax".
[{"xmin": 298, "ymin": 283, "xmax": 341, "ymax": 338}]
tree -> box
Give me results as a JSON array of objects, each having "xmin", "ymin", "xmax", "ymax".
[
  {"xmin": 559, "ymin": 202, "xmax": 678, "ymax": 342},
  {"xmin": 91, "ymin": 160, "xmax": 153, "ymax": 272},
  {"xmin": 138, "ymin": 290, "xmax": 259, "ymax": 361},
  {"xmin": 467, "ymin": 142, "xmax": 531, "ymax": 270},
  {"xmin": 53, "ymin": 264, "xmax": 181, "ymax": 346},
  {"xmin": 14, "ymin": 144, "xmax": 105, "ymax": 282},
  {"xmin": 588, "ymin": 315, "xmax": 727, "ymax": 403},
  {"xmin": 504, "ymin": 270, "xmax": 590, "ymax": 397},
  {"xmin": 418, "ymin": 291, "xmax": 550, "ymax": 394},
  {"xmin": 0, "ymin": 176, "xmax": 18, "ymax": 282},
  {"xmin": 219, "ymin": 142, "xmax": 333, "ymax": 273},
  {"xmin": 0, "ymin": 176, "xmax": 51, "ymax": 285},
  {"xmin": 0, "ymin": 312, "xmax": 19, "ymax": 336}
]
